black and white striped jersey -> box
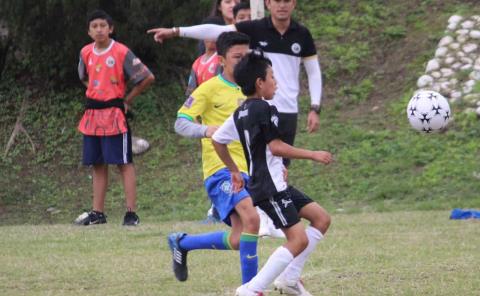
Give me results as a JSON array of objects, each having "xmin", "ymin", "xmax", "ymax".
[
  {"xmin": 213, "ymin": 99, "xmax": 287, "ymax": 204},
  {"xmin": 235, "ymin": 17, "xmax": 317, "ymax": 113}
]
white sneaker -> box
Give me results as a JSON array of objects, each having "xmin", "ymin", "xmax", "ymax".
[
  {"xmin": 273, "ymin": 278, "xmax": 312, "ymax": 296},
  {"xmin": 235, "ymin": 284, "xmax": 265, "ymax": 296}
]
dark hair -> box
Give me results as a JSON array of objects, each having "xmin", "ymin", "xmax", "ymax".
[
  {"xmin": 87, "ymin": 9, "xmax": 113, "ymax": 28},
  {"xmin": 216, "ymin": 31, "xmax": 250, "ymax": 57},
  {"xmin": 234, "ymin": 50, "xmax": 272, "ymax": 96},
  {"xmin": 209, "ymin": 0, "xmax": 224, "ymax": 18},
  {"xmin": 233, "ymin": 2, "xmax": 250, "ymax": 18}
]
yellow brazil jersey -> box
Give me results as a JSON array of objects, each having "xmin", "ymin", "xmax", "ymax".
[{"xmin": 177, "ymin": 74, "xmax": 247, "ymax": 179}]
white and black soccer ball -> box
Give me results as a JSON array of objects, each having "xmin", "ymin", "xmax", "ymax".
[{"xmin": 407, "ymin": 90, "xmax": 451, "ymax": 133}]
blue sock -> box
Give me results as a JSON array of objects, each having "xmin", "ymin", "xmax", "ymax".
[
  {"xmin": 239, "ymin": 232, "xmax": 259, "ymax": 284},
  {"xmin": 178, "ymin": 231, "xmax": 232, "ymax": 251}
]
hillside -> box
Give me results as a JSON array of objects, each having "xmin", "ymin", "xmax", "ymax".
[{"xmin": 1, "ymin": 0, "xmax": 480, "ymax": 225}]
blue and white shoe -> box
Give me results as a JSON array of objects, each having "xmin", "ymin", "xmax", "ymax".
[{"xmin": 167, "ymin": 232, "xmax": 188, "ymax": 281}]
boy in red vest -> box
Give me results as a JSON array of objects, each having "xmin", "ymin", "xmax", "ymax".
[{"xmin": 75, "ymin": 10, "xmax": 154, "ymax": 226}]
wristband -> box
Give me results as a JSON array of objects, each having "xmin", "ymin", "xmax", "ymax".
[{"xmin": 310, "ymin": 104, "xmax": 321, "ymax": 114}]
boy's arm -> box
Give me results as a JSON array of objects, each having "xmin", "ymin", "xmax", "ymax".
[
  {"xmin": 78, "ymin": 55, "xmax": 89, "ymax": 88},
  {"xmin": 124, "ymin": 73, "xmax": 155, "ymax": 113},
  {"xmin": 123, "ymin": 50, "xmax": 155, "ymax": 112},
  {"xmin": 174, "ymin": 117, "xmax": 217, "ymax": 138},
  {"xmin": 268, "ymin": 139, "xmax": 332, "ymax": 165},
  {"xmin": 212, "ymin": 140, "xmax": 244, "ymax": 193},
  {"xmin": 211, "ymin": 115, "xmax": 244, "ymax": 192},
  {"xmin": 147, "ymin": 24, "xmax": 236, "ymax": 43},
  {"xmin": 303, "ymin": 55, "xmax": 322, "ymax": 133}
]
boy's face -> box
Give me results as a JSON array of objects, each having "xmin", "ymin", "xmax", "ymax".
[
  {"xmin": 266, "ymin": 0, "xmax": 296, "ymax": 22},
  {"xmin": 259, "ymin": 66, "xmax": 277, "ymax": 100},
  {"xmin": 220, "ymin": 44, "xmax": 249, "ymax": 76},
  {"xmin": 234, "ymin": 9, "xmax": 251, "ymax": 23},
  {"xmin": 88, "ymin": 18, "xmax": 113, "ymax": 43}
]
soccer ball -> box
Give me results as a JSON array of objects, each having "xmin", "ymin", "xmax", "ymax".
[{"xmin": 406, "ymin": 90, "xmax": 451, "ymax": 133}]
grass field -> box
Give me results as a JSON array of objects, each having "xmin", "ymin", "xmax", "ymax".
[{"xmin": 1, "ymin": 211, "xmax": 479, "ymax": 296}]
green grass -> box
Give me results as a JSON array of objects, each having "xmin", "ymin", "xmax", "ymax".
[{"xmin": 1, "ymin": 211, "xmax": 479, "ymax": 295}]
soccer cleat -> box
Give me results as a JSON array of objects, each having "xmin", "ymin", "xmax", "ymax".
[
  {"xmin": 235, "ymin": 284, "xmax": 265, "ymax": 296},
  {"xmin": 74, "ymin": 211, "xmax": 107, "ymax": 225},
  {"xmin": 167, "ymin": 232, "xmax": 188, "ymax": 281},
  {"xmin": 123, "ymin": 211, "xmax": 140, "ymax": 226},
  {"xmin": 273, "ymin": 278, "xmax": 312, "ymax": 296}
]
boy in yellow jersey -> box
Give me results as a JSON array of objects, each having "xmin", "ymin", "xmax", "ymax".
[{"xmin": 168, "ymin": 32, "xmax": 259, "ymax": 286}]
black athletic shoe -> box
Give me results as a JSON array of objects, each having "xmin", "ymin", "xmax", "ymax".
[
  {"xmin": 74, "ymin": 211, "xmax": 107, "ymax": 225},
  {"xmin": 168, "ymin": 232, "xmax": 188, "ymax": 281},
  {"xmin": 123, "ymin": 211, "xmax": 140, "ymax": 226}
]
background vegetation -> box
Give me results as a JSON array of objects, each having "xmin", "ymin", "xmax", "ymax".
[{"xmin": 1, "ymin": 0, "xmax": 480, "ymax": 225}]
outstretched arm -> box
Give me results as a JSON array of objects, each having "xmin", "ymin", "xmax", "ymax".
[
  {"xmin": 268, "ymin": 139, "xmax": 332, "ymax": 164},
  {"xmin": 174, "ymin": 117, "xmax": 217, "ymax": 138},
  {"xmin": 303, "ymin": 55, "xmax": 323, "ymax": 133},
  {"xmin": 147, "ymin": 24, "xmax": 236, "ymax": 43}
]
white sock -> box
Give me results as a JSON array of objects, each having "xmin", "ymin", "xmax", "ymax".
[
  {"xmin": 248, "ymin": 246, "xmax": 294, "ymax": 291},
  {"xmin": 278, "ymin": 226, "xmax": 324, "ymax": 283}
]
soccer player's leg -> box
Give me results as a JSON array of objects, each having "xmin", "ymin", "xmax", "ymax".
[
  {"xmin": 233, "ymin": 197, "xmax": 260, "ymax": 284},
  {"xmin": 275, "ymin": 187, "xmax": 329, "ymax": 295}
]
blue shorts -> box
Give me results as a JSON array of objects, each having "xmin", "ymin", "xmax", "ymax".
[
  {"xmin": 204, "ymin": 168, "xmax": 250, "ymax": 226},
  {"xmin": 82, "ymin": 132, "xmax": 132, "ymax": 165}
]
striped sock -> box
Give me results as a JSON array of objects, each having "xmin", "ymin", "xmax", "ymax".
[{"xmin": 178, "ymin": 231, "xmax": 232, "ymax": 251}]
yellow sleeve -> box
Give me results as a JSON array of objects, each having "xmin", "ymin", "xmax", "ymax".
[{"xmin": 177, "ymin": 85, "xmax": 209, "ymax": 121}]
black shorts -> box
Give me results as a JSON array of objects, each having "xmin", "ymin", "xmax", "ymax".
[{"xmin": 256, "ymin": 186, "xmax": 313, "ymax": 229}]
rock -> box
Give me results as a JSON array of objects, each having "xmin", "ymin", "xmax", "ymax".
[
  {"xmin": 448, "ymin": 15, "xmax": 463, "ymax": 25},
  {"xmin": 460, "ymin": 57, "xmax": 474, "ymax": 65},
  {"xmin": 460, "ymin": 64, "xmax": 473, "ymax": 71},
  {"xmin": 470, "ymin": 30, "xmax": 480, "ymax": 39},
  {"xmin": 457, "ymin": 35, "xmax": 469, "ymax": 44},
  {"xmin": 456, "ymin": 50, "xmax": 465, "ymax": 57},
  {"xmin": 440, "ymin": 68, "xmax": 454, "ymax": 77},
  {"xmin": 426, "ymin": 59, "xmax": 440, "ymax": 72},
  {"xmin": 444, "ymin": 56, "xmax": 456, "ymax": 65},
  {"xmin": 461, "ymin": 20, "xmax": 475, "ymax": 29},
  {"xmin": 476, "ymin": 106, "xmax": 480, "ymax": 116},
  {"xmin": 451, "ymin": 63, "xmax": 462, "ymax": 70},
  {"xmin": 417, "ymin": 75, "xmax": 434, "ymax": 88},
  {"xmin": 435, "ymin": 47, "xmax": 448, "ymax": 57},
  {"xmin": 456, "ymin": 29, "xmax": 470, "ymax": 36},
  {"xmin": 431, "ymin": 71, "xmax": 442, "ymax": 79},
  {"xmin": 451, "ymin": 91, "xmax": 463, "ymax": 100},
  {"xmin": 439, "ymin": 36, "xmax": 454, "ymax": 47},
  {"xmin": 469, "ymin": 71, "xmax": 480, "ymax": 80},
  {"xmin": 132, "ymin": 137, "xmax": 150, "ymax": 155},
  {"xmin": 463, "ymin": 84, "xmax": 473, "ymax": 94},
  {"xmin": 449, "ymin": 78, "xmax": 459, "ymax": 86},
  {"xmin": 465, "ymin": 80, "xmax": 476, "ymax": 87},
  {"xmin": 449, "ymin": 43, "xmax": 461, "ymax": 50},
  {"xmin": 463, "ymin": 43, "xmax": 478, "ymax": 53}
]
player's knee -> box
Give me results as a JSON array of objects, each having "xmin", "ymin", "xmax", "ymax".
[
  {"xmin": 312, "ymin": 210, "xmax": 331, "ymax": 234},
  {"xmin": 243, "ymin": 212, "xmax": 260, "ymax": 234},
  {"xmin": 290, "ymin": 232, "xmax": 308, "ymax": 256}
]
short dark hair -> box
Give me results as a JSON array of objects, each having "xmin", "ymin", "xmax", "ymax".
[
  {"xmin": 216, "ymin": 31, "xmax": 250, "ymax": 57},
  {"xmin": 234, "ymin": 50, "xmax": 272, "ymax": 96},
  {"xmin": 233, "ymin": 2, "xmax": 250, "ymax": 18},
  {"xmin": 87, "ymin": 9, "xmax": 113, "ymax": 28}
]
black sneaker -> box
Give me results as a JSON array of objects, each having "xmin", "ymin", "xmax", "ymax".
[
  {"xmin": 74, "ymin": 211, "xmax": 107, "ymax": 225},
  {"xmin": 168, "ymin": 232, "xmax": 188, "ymax": 281},
  {"xmin": 123, "ymin": 211, "xmax": 140, "ymax": 226}
]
